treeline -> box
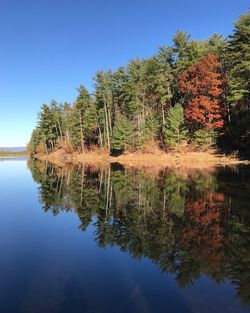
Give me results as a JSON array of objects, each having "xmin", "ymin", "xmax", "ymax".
[
  {"xmin": 29, "ymin": 10, "xmax": 250, "ymax": 156},
  {"xmin": 28, "ymin": 161, "xmax": 250, "ymax": 304}
]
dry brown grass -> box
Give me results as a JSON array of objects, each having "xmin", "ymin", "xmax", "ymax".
[{"xmin": 34, "ymin": 148, "xmax": 249, "ymax": 170}]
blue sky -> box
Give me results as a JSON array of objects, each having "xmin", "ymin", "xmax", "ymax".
[{"xmin": 0, "ymin": 0, "xmax": 249, "ymax": 147}]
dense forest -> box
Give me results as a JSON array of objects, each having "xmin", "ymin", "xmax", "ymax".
[
  {"xmin": 28, "ymin": 161, "xmax": 250, "ymax": 304},
  {"xmin": 29, "ymin": 10, "xmax": 250, "ymax": 157}
]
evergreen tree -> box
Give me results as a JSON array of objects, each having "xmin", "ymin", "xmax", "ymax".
[
  {"xmin": 163, "ymin": 104, "xmax": 187, "ymax": 149},
  {"xmin": 94, "ymin": 71, "xmax": 114, "ymax": 151},
  {"xmin": 194, "ymin": 128, "xmax": 216, "ymax": 150},
  {"xmin": 69, "ymin": 86, "xmax": 97, "ymax": 151},
  {"xmin": 111, "ymin": 116, "xmax": 132, "ymax": 154},
  {"xmin": 172, "ymin": 31, "xmax": 209, "ymax": 75},
  {"xmin": 207, "ymin": 33, "xmax": 227, "ymax": 55},
  {"xmin": 226, "ymin": 10, "xmax": 250, "ymax": 108},
  {"xmin": 61, "ymin": 102, "xmax": 72, "ymax": 146},
  {"xmin": 50, "ymin": 100, "xmax": 64, "ymax": 145},
  {"xmin": 28, "ymin": 127, "xmax": 43, "ymax": 153},
  {"xmin": 38, "ymin": 103, "xmax": 59, "ymax": 151}
]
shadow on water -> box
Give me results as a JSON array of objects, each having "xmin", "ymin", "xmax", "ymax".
[{"xmin": 28, "ymin": 160, "xmax": 250, "ymax": 310}]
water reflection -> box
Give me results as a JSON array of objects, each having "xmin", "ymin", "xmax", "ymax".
[{"xmin": 28, "ymin": 160, "xmax": 250, "ymax": 306}]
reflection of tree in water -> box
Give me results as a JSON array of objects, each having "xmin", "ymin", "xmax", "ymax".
[
  {"xmin": 184, "ymin": 192, "xmax": 226, "ymax": 263},
  {"xmin": 28, "ymin": 160, "xmax": 250, "ymax": 305},
  {"xmin": 177, "ymin": 192, "xmax": 226, "ymax": 288}
]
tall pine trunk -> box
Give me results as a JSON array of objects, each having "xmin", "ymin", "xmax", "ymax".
[
  {"xmin": 79, "ymin": 109, "xmax": 85, "ymax": 153},
  {"xmin": 104, "ymin": 103, "xmax": 110, "ymax": 151}
]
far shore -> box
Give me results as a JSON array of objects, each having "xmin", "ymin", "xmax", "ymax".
[
  {"xmin": 33, "ymin": 149, "xmax": 250, "ymax": 170},
  {"xmin": 0, "ymin": 156, "xmax": 28, "ymax": 158},
  {"xmin": 0, "ymin": 152, "xmax": 28, "ymax": 158}
]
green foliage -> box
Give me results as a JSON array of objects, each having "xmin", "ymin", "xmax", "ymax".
[
  {"xmin": 38, "ymin": 104, "xmax": 57, "ymax": 151},
  {"xmin": 164, "ymin": 104, "xmax": 187, "ymax": 149},
  {"xmin": 28, "ymin": 127, "xmax": 43, "ymax": 153},
  {"xmin": 69, "ymin": 86, "xmax": 97, "ymax": 151},
  {"xmin": 207, "ymin": 33, "xmax": 227, "ymax": 54},
  {"xmin": 194, "ymin": 128, "xmax": 216, "ymax": 150},
  {"xmin": 111, "ymin": 116, "xmax": 132, "ymax": 153},
  {"xmin": 172, "ymin": 31, "xmax": 210, "ymax": 74},
  {"xmin": 226, "ymin": 10, "xmax": 250, "ymax": 107}
]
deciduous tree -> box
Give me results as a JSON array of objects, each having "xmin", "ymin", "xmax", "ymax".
[{"xmin": 179, "ymin": 53, "xmax": 224, "ymax": 133}]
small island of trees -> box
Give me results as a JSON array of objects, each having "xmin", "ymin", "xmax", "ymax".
[{"xmin": 28, "ymin": 10, "xmax": 250, "ymax": 159}]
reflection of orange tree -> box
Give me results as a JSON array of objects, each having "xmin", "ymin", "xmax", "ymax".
[
  {"xmin": 182, "ymin": 192, "xmax": 226, "ymax": 266},
  {"xmin": 28, "ymin": 160, "xmax": 250, "ymax": 303}
]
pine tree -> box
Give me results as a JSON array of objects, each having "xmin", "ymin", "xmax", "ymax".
[
  {"xmin": 50, "ymin": 100, "xmax": 64, "ymax": 145},
  {"xmin": 38, "ymin": 103, "xmax": 59, "ymax": 151},
  {"xmin": 173, "ymin": 31, "xmax": 209, "ymax": 75},
  {"xmin": 111, "ymin": 116, "xmax": 132, "ymax": 154},
  {"xmin": 226, "ymin": 10, "xmax": 250, "ymax": 108},
  {"xmin": 194, "ymin": 128, "xmax": 216, "ymax": 150},
  {"xmin": 163, "ymin": 104, "xmax": 187, "ymax": 149},
  {"xmin": 28, "ymin": 127, "xmax": 43, "ymax": 153},
  {"xmin": 94, "ymin": 71, "xmax": 115, "ymax": 152},
  {"xmin": 69, "ymin": 86, "xmax": 97, "ymax": 151},
  {"xmin": 61, "ymin": 102, "xmax": 72, "ymax": 146}
]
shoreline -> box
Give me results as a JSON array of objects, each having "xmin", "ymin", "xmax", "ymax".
[
  {"xmin": 33, "ymin": 149, "xmax": 250, "ymax": 170},
  {"xmin": 0, "ymin": 155, "xmax": 28, "ymax": 159}
]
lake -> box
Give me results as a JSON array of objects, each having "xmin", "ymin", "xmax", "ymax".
[{"xmin": 0, "ymin": 158, "xmax": 250, "ymax": 313}]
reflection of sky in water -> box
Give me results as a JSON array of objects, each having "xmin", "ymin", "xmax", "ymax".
[{"xmin": 0, "ymin": 159, "xmax": 249, "ymax": 313}]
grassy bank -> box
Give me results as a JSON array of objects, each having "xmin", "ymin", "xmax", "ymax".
[{"xmin": 33, "ymin": 149, "xmax": 249, "ymax": 170}]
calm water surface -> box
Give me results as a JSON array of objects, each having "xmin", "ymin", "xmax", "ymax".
[{"xmin": 0, "ymin": 159, "xmax": 250, "ymax": 313}]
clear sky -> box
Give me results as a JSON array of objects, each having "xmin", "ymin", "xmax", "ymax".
[{"xmin": 0, "ymin": 0, "xmax": 249, "ymax": 147}]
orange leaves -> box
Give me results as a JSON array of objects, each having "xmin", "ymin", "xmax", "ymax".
[
  {"xmin": 181, "ymin": 192, "xmax": 226, "ymax": 265},
  {"xmin": 179, "ymin": 53, "xmax": 224, "ymax": 130},
  {"xmin": 186, "ymin": 193, "xmax": 225, "ymax": 226}
]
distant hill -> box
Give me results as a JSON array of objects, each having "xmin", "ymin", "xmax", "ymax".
[{"xmin": 0, "ymin": 147, "xmax": 26, "ymax": 152}]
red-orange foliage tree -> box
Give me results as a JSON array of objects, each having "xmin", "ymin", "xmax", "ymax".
[{"xmin": 179, "ymin": 53, "xmax": 224, "ymax": 132}]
